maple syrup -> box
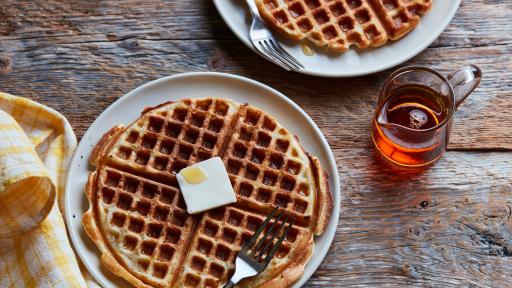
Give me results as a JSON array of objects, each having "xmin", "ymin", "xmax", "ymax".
[
  {"xmin": 381, "ymin": 85, "xmax": 446, "ymax": 130},
  {"xmin": 372, "ymin": 84, "xmax": 450, "ymax": 168}
]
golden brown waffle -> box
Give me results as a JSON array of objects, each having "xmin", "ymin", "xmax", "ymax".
[
  {"xmin": 223, "ymin": 104, "xmax": 331, "ymax": 234},
  {"xmin": 255, "ymin": 0, "xmax": 432, "ymax": 52},
  {"xmin": 83, "ymin": 98, "xmax": 332, "ymax": 288},
  {"xmin": 101, "ymin": 99, "xmax": 239, "ymax": 185},
  {"xmin": 369, "ymin": 0, "xmax": 432, "ymax": 40},
  {"xmin": 84, "ymin": 167, "xmax": 199, "ymax": 287},
  {"xmin": 176, "ymin": 206, "xmax": 313, "ymax": 287}
]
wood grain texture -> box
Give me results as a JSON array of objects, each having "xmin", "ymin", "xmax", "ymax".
[
  {"xmin": 322, "ymin": 149, "xmax": 512, "ymax": 287},
  {"xmin": 0, "ymin": 0, "xmax": 511, "ymax": 287}
]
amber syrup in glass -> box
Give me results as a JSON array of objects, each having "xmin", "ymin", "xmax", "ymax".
[{"xmin": 372, "ymin": 84, "xmax": 449, "ymax": 168}]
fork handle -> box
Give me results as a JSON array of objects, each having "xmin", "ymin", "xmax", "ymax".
[
  {"xmin": 224, "ymin": 280, "xmax": 236, "ymax": 288},
  {"xmin": 244, "ymin": 0, "xmax": 260, "ymax": 19}
]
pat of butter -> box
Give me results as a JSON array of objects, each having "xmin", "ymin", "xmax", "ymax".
[
  {"xmin": 177, "ymin": 157, "xmax": 237, "ymax": 214},
  {"xmin": 180, "ymin": 166, "xmax": 208, "ymax": 184}
]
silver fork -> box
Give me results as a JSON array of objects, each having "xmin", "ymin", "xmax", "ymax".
[
  {"xmin": 244, "ymin": 0, "xmax": 305, "ymax": 71},
  {"xmin": 223, "ymin": 207, "xmax": 295, "ymax": 288}
]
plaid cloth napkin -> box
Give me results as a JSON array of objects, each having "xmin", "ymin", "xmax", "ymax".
[{"xmin": 0, "ymin": 92, "xmax": 91, "ymax": 287}]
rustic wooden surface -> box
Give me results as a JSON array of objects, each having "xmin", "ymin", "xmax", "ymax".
[{"xmin": 1, "ymin": 1, "xmax": 511, "ymax": 287}]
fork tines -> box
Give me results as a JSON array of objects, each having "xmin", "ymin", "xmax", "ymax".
[
  {"xmin": 255, "ymin": 39, "xmax": 305, "ymax": 71},
  {"xmin": 242, "ymin": 207, "xmax": 295, "ymax": 265},
  {"xmin": 244, "ymin": 0, "xmax": 304, "ymax": 71}
]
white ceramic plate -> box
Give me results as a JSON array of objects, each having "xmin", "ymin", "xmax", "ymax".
[
  {"xmin": 65, "ymin": 72, "xmax": 340, "ymax": 287},
  {"xmin": 213, "ymin": 0, "xmax": 460, "ymax": 77}
]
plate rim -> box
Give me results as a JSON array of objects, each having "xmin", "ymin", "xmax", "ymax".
[
  {"xmin": 64, "ymin": 71, "xmax": 341, "ymax": 288},
  {"xmin": 212, "ymin": 0, "xmax": 461, "ymax": 78}
]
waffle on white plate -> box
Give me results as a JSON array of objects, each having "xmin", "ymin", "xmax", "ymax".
[
  {"xmin": 83, "ymin": 98, "xmax": 332, "ymax": 287},
  {"xmin": 255, "ymin": 0, "xmax": 432, "ymax": 52}
]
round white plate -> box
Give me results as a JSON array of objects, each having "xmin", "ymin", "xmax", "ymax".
[
  {"xmin": 213, "ymin": 0, "xmax": 460, "ymax": 77},
  {"xmin": 65, "ymin": 72, "xmax": 340, "ymax": 287}
]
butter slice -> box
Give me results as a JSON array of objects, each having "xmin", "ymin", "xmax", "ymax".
[
  {"xmin": 177, "ymin": 157, "xmax": 237, "ymax": 214},
  {"xmin": 180, "ymin": 166, "xmax": 208, "ymax": 184}
]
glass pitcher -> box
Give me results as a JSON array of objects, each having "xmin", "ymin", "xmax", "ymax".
[{"xmin": 372, "ymin": 65, "xmax": 482, "ymax": 169}]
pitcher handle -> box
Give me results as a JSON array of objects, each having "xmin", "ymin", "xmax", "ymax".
[{"xmin": 446, "ymin": 65, "xmax": 482, "ymax": 109}]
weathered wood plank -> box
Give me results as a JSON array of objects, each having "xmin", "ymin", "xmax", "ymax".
[
  {"xmin": 0, "ymin": 39, "xmax": 510, "ymax": 149},
  {"xmin": 309, "ymin": 150, "xmax": 512, "ymax": 287}
]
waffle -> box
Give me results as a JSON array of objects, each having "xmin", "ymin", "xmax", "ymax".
[
  {"xmin": 223, "ymin": 104, "xmax": 331, "ymax": 234},
  {"xmin": 83, "ymin": 98, "xmax": 332, "ymax": 288},
  {"xmin": 84, "ymin": 167, "xmax": 199, "ymax": 287},
  {"xmin": 176, "ymin": 206, "xmax": 313, "ymax": 287},
  {"xmin": 369, "ymin": 0, "xmax": 432, "ymax": 40},
  {"xmin": 255, "ymin": 0, "xmax": 432, "ymax": 52}
]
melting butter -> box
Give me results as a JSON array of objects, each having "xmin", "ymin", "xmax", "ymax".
[
  {"xmin": 301, "ymin": 42, "xmax": 314, "ymax": 56},
  {"xmin": 181, "ymin": 166, "xmax": 208, "ymax": 184}
]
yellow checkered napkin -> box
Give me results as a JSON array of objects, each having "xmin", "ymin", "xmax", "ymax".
[{"xmin": 0, "ymin": 92, "xmax": 90, "ymax": 287}]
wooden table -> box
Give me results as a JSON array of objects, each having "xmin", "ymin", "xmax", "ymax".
[{"xmin": 1, "ymin": 1, "xmax": 511, "ymax": 287}]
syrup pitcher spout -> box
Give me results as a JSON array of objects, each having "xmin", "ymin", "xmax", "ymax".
[{"xmin": 446, "ymin": 65, "xmax": 482, "ymax": 109}]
